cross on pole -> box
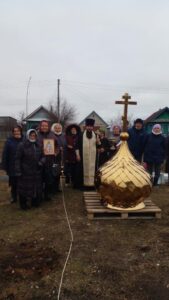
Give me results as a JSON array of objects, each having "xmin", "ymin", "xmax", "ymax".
[{"xmin": 115, "ymin": 93, "xmax": 137, "ymax": 132}]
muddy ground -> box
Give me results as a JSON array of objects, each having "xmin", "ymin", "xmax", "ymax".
[{"xmin": 0, "ymin": 172, "xmax": 169, "ymax": 300}]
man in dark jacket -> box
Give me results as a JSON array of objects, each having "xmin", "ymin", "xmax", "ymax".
[{"xmin": 127, "ymin": 118, "xmax": 147, "ymax": 162}]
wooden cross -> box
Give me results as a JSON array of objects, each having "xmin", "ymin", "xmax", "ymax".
[{"xmin": 115, "ymin": 93, "xmax": 137, "ymax": 132}]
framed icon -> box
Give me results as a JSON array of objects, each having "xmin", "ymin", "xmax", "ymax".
[{"xmin": 43, "ymin": 139, "xmax": 55, "ymax": 155}]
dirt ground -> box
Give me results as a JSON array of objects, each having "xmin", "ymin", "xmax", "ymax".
[{"xmin": 0, "ymin": 172, "xmax": 169, "ymax": 300}]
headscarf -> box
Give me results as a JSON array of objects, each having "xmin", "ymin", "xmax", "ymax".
[
  {"xmin": 65, "ymin": 124, "xmax": 81, "ymax": 136},
  {"xmin": 51, "ymin": 123, "xmax": 63, "ymax": 135},
  {"xmin": 152, "ymin": 124, "xmax": 162, "ymax": 135},
  {"xmin": 26, "ymin": 129, "xmax": 37, "ymax": 142}
]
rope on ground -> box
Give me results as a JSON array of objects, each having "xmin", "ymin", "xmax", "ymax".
[{"xmin": 57, "ymin": 174, "xmax": 74, "ymax": 300}]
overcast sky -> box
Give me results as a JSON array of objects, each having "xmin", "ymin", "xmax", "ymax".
[{"xmin": 0, "ymin": 0, "xmax": 169, "ymax": 124}]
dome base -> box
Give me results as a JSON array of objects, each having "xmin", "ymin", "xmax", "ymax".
[{"xmin": 107, "ymin": 201, "xmax": 145, "ymax": 211}]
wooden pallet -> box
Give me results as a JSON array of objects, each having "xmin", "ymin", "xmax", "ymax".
[{"xmin": 84, "ymin": 192, "xmax": 161, "ymax": 220}]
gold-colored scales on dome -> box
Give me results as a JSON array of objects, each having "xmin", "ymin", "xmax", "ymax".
[{"xmin": 95, "ymin": 93, "xmax": 152, "ymax": 210}]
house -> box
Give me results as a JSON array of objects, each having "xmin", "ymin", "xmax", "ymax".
[
  {"xmin": 79, "ymin": 111, "xmax": 108, "ymax": 133},
  {"xmin": 0, "ymin": 116, "xmax": 17, "ymax": 139},
  {"xmin": 144, "ymin": 107, "xmax": 169, "ymax": 136},
  {"xmin": 24, "ymin": 105, "xmax": 57, "ymax": 129}
]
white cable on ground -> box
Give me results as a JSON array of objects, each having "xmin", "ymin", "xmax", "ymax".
[{"xmin": 57, "ymin": 174, "xmax": 74, "ymax": 300}]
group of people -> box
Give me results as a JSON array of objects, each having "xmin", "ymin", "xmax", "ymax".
[
  {"xmin": 1, "ymin": 117, "xmax": 169, "ymax": 210},
  {"xmin": 2, "ymin": 118, "xmax": 101, "ymax": 209},
  {"xmin": 127, "ymin": 118, "xmax": 168, "ymax": 186}
]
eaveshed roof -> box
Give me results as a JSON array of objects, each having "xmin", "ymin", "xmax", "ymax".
[
  {"xmin": 79, "ymin": 110, "xmax": 108, "ymax": 126},
  {"xmin": 144, "ymin": 107, "xmax": 169, "ymax": 123},
  {"xmin": 24, "ymin": 105, "xmax": 57, "ymax": 122}
]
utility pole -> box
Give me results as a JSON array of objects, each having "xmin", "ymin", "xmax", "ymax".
[
  {"xmin": 57, "ymin": 78, "xmax": 60, "ymax": 122},
  {"xmin": 26, "ymin": 76, "xmax": 32, "ymax": 117}
]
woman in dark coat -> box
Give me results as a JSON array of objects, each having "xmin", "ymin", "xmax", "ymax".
[
  {"xmin": 166, "ymin": 135, "xmax": 169, "ymax": 185},
  {"xmin": 37, "ymin": 120, "xmax": 60, "ymax": 199},
  {"xmin": 65, "ymin": 124, "xmax": 82, "ymax": 188},
  {"xmin": 51, "ymin": 123, "xmax": 67, "ymax": 191},
  {"xmin": 2, "ymin": 125, "xmax": 23, "ymax": 203},
  {"xmin": 15, "ymin": 129, "xmax": 44, "ymax": 209},
  {"xmin": 109, "ymin": 125, "xmax": 121, "ymax": 158},
  {"xmin": 143, "ymin": 124, "xmax": 166, "ymax": 186},
  {"xmin": 97, "ymin": 130, "xmax": 111, "ymax": 167}
]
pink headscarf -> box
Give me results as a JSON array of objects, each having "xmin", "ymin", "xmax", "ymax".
[{"xmin": 152, "ymin": 124, "xmax": 162, "ymax": 135}]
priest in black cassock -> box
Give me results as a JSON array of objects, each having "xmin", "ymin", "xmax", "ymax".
[{"xmin": 82, "ymin": 118, "xmax": 99, "ymax": 188}]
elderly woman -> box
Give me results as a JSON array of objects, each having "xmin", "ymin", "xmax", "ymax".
[
  {"xmin": 65, "ymin": 124, "xmax": 82, "ymax": 188},
  {"xmin": 15, "ymin": 129, "xmax": 44, "ymax": 209},
  {"xmin": 51, "ymin": 123, "xmax": 67, "ymax": 191},
  {"xmin": 2, "ymin": 125, "xmax": 23, "ymax": 203},
  {"xmin": 51, "ymin": 123, "xmax": 66, "ymax": 151},
  {"xmin": 144, "ymin": 124, "xmax": 166, "ymax": 186}
]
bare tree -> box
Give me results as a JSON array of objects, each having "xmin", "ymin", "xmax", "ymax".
[
  {"xmin": 108, "ymin": 113, "xmax": 134, "ymax": 130},
  {"xmin": 17, "ymin": 110, "xmax": 26, "ymax": 124},
  {"xmin": 48, "ymin": 98, "xmax": 77, "ymax": 128}
]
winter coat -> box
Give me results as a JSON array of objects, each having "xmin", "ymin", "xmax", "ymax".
[
  {"xmin": 15, "ymin": 140, "xmax": 43, "ymax": 198},
  {"xmin": 55, "ymin": 133, "xmax": 67, "ymax": 149},
  {"xmin": 37, "ymin": 131, "xmax": 59, "ymax": 167},
  {"xmin": 2, "ymin": 136, "xmax": 23, "ymax": 176},
  {"xmin": 144, "ymin": 133, "xmax": 166, "ymax": 164},
  {"xmin": 37, "ymin": 130, "xmax": 61, "ymax": 186},
  {"xmin": 98, "ymin": 137, "xmax": 111, "ymax": 166},
  {"xmin": 65, "ymin": 124, "xmax": 82, "ymax": 163},
  {"xmin": 127, "ymin": 126, "xmax": 147, "ymax": 161},
  {"xmin": 54, "ymin": 133, "xmax": 67, "ymax": 164},
  {"xmin": 109, "ymin": 134, "xmax": 121, "ymax": 157},
  {"xmin": 165, "ymin": 135, "xmax": 169, "ymax": 172},
  {"xmin": 65, "ymin": 135, "xmax": 80, "ymax": 163}
]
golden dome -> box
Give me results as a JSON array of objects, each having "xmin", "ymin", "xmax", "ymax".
[{"xmin": 95, "ymin": 134, "xmax": 152, "ymax": 209}]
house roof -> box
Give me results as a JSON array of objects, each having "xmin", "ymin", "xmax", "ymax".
[
  {"xmin": 144, "ymin": 107, "xmax": 169, "ymax": 123},
  {"xmin": 0, "ymin": 116, "xmax": 17, "ymax": 120},
  {"xmin": 24, "ymin": 105, "xmax": 57, "ymax": 122},
  {"xmin": 79, "ymin": 110, "xmax": 108, "ymax": 126}
]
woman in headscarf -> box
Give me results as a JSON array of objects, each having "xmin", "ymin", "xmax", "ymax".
[
  {"xmin": 109, "ymin": 125, "xmax": 121, "ymax": 158},
  {"xmin": 15, "ymin": 129, "xmax": 44, "ymax": 209},
  {"xmin": 166, "ymin": 134, "xmax": 169, "ymax": 185},
  {"xmin": 2, "ymin": 125, "xmax": 23, "ymax": 203},
  {"xmin": 97, "ymin": 130, "xmax": 111, "ymax": 167},
  {"xmin": 65, "ymin": 124, "xmax": 82, "ymax": 188},
  {"xmin": 144, "ymin": 124, "xmax": 166, "ymax": 186},
  {"xmin": 51, "ymin": 123, "xmax": 67, "ymax": 192}
]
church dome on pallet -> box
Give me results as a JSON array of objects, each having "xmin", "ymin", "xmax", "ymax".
[{"xmin": 95, "ymin": 93, "xmax": 152, "ymax": 210}]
